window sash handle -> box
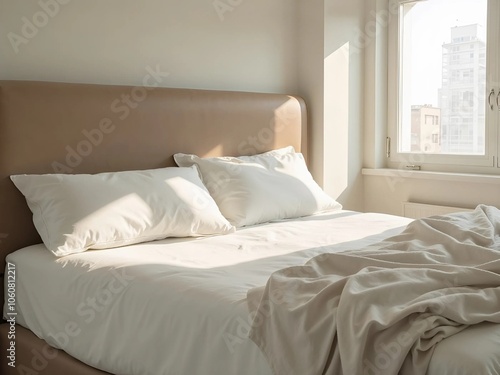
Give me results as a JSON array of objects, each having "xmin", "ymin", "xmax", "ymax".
[{"xmin": 488, "ymin": 88, "xmax": 495, "ymax": 110}]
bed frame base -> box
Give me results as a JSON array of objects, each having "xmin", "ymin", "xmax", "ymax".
[{"xmin": 0, "ymin": 324, "xmax": 111, "ymax": 375}]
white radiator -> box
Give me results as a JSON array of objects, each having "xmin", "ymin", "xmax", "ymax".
[{"xmin": 402, "ymin": 202, "xmax": 473, "ymax": 219}]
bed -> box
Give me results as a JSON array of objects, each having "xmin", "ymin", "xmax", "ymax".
[{"xmin": 1, "ymin": 80, "xmax": 500, "ymax": 375}]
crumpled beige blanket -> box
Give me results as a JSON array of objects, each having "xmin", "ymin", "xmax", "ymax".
[{"xmin": 247, "ymin": 205, "xmax": 500, "ymax": 375}]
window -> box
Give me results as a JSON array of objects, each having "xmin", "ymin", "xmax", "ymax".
[
  {"xmin": 388, "ymin": 0, "xmax": 500, "ymax": 173},
  {"xmin": 424, "ymin": 115, "xmax": 439, "ymax": 125}
]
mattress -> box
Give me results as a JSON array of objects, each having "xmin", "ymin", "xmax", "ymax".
[{"xmin": 4, "ymin": 210, "xmax": 500, "ymax": 375}]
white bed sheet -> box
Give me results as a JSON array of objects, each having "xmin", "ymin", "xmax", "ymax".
[{"xmin": 4, "ymin": 210, "xmax": 499, "ymax": 375}]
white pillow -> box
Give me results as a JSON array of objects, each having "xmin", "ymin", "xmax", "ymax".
[
  {"xmin": 174, "ymin": 147, "xmax": 342, "ymax": 227},
  {"xmin": 11, "ymin": 166, "xmax": 235, "ymax": 256}
]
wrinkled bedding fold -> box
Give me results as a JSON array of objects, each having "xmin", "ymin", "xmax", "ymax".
[{"xmin": 248, "ymin": 205, "xmax": 500, "ymax": 375}]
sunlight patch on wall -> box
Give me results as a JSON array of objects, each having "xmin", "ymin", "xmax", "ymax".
[{"xmin": 324, "ymin": 42, "xmax": 350, "ymax": 198}]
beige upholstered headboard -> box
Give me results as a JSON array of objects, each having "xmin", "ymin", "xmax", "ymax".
[{"xmin": 0, "ymin": 80, "xmax": 306, "ymax": 273}]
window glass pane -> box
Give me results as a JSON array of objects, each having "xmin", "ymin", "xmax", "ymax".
[{"xmin": 399, "ymin": 0, "xmax": 487, "ymax": 155}]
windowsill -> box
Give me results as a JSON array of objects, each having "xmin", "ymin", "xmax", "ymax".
[{"xmin": 362, "ymin": 168, "xmax": 500, "ymax": 185}]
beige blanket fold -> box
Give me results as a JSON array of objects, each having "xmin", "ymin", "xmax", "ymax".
[{"xmin": 247, "ymin": 205, "xmax": 500, "ymax": 375}]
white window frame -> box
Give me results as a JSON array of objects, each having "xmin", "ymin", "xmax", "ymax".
[{"xmin": 387, "ymin": 0, "xmax": 500, "ymax": 174}]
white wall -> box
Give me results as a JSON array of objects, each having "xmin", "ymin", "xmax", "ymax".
[
  {"xmin": 0, "ymin": 0, "xmax": 368, "ymax": 209},
  {"xmin": 364, "ymin": 174, "xmax": 500, "ymax": 216},
  {"xmin": 297, "ymin": 0, "xmax": 365, "ymax": 211},
  {"xmin": 297, "ymin": 0, "xmax": 325, "ymax": 185},
  {"xmin": 0, "ymin": 0, "xmax": 297, "ymax": 93}
]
